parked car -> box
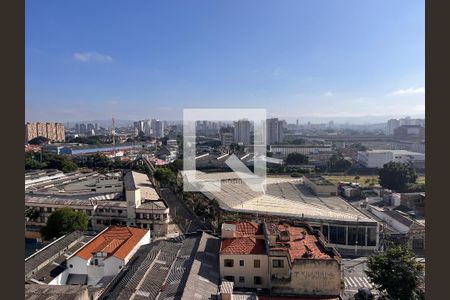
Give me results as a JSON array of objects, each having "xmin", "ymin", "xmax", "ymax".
[{"xmin": 354, "ymin": 287, "xmax": 374, "ymax": 300}]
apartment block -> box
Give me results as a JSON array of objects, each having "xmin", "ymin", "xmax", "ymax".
[{"xmin": 25, "ymin": 122, "xmax": 65, "ymax": 143}]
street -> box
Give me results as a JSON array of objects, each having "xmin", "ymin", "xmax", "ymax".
[
  {"xmin": 160, "ymin": 187, "xmax": 206, "ymax": 233},
  {"xmin": 342, "ymin": 257, "xmax": 378, "ymax": 299}
]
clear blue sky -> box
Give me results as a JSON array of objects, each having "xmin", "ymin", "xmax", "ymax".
[{"xmin": 26, "ymin": 0, "xmax": 424, "ymax": 123}]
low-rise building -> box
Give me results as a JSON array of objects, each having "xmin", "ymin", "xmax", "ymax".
[
  {"xmin": 219, "ymin": 222, "xmax": 342, "ymax": 297},
  {"xmin": 303, "ymin": 174, "xmax": 338, "ymax": 196},
  {"xmin": 368, "ymin": 206, "xmax": 425, "ymax": 254},
  {"xmin": 66, "ymin": 226, "xmax": 150, "ymax": 285},
  {"xmin": 357, "ymin": 149, "xmax": 425, "ymax": 168},
  {"xmin": 25, "ymin": 171, "xmax": 170, "ymax": 236},
  {"xmin": 270, "ymin": 144, "xmax": 332, "ymax": 158}
]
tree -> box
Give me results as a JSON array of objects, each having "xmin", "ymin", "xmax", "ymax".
[
  {"xmin": 46, "ymin": 155, "xmax": 78, "ymax": 173},
  {"xmin": 40, "ymin": 208, "xmax": 88, "ymax": 240},
  {"xmin": 354, "ymin": 175, "xmax": 360, "ymax": 183},
  {"xmin": 28, "ymin": 136, "xmax": 50, "ymax": 145},
  {"xmin": 328, "ymin": 153, "xmax": 352, "ymax": 172},
  {"xmin": 379, "ymin": 162, "xmax": 417, "ymax": 191},
  {"xmin": 366, "ymin": 245, "xmax": 424, "ymax": 299},
  {"xmin": 25, "ymin": 207, "xmax": 39, "ymax": 220},
  {"xmin": 285, "ymin": 153, "xmax": 309, "ymax": 165},
  {"xmin": 154, "ymin": 167, "xmax": 176, "ymax": 186}
]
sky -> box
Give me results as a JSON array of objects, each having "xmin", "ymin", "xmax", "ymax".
[{"xmin": 26, "ymin": 0, "xmax": 425, "ymax": 123}]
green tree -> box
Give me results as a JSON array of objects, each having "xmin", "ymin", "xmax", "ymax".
[
  {"xmin": 40, "ymin": 208, "xmax": 89, "ymax": 240},
  {"xmin": 25, "ymin": 207, "xmax": 39, "ymax": 220},
  {"xmin": 366, "ymin": 245, "xmax": 424, "ymax": 299},
  {"xmin": 154, "ymin": 167, "xmax": 176, "ymax": 186},
  {"xmin": 379, "ymin": 162, "xmax": 417, "ymax": 191},
  {"xmin": 285, "ymin": 153, "xmax": 309, "ymax": 165},
  {"xmin": 328, "ymin": 153, "xmax": 352, "ymax": 172},
  {"xmin": 28, "ymin": 136, "xmax": 50, "ymax": 145}
]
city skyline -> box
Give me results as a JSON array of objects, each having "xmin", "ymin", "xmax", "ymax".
[{"xmin": 26, "ymin": 0, "xmax": 424, "ymax": 122}]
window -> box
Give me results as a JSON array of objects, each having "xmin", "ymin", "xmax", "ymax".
[
  {"xmin": 413, "ymin": 239, "xmax": 424, "ymax": 250},
  {"xmin": 329, "ymin": 226, "xmax": 346, "ymax": 245},
  {"xmin": 367, "ymin": 227, "xmax": 377, "ymax": 246},
  {"xmin": 273, "ymin": 259, "xmax": 284, "ymax": 268},
  {"xmin": 46, "ymin": 207, "xmax": 52, "ymax": 213},
  {"xmin": 94, "ymin": 259, "xmax": 98, "ymax": 266},
  {"xmin": 69, "ymin": 264, "xmax": 73, "ymax": 268},
  {"xmin": 224, "ymin": 276, "xmax": 235, "ymax": 282},
  {"xmin": 91, "ymin": 189, "xmax": 96, "ymax": 192},
  {"xmin": 224, "ymin": 259, "xmax": 234, "ymax": 267},
  {"xmin": 239, "ymin": 276, "xmax": 245, "ymax": 283},
  {"xmin": 254, "ymin": 276, "xmax": 262, "ymax": 285},
  {"xmin": 118, "ymin": 210, "xmax": 122, "ymax": 214},
  {"xmin": 254, "ymin": 259, "xmax": 261, "ymax": 268},
  {"xmin": 239, "ymin": 260, "xmax": 244, "ymax": 266}
]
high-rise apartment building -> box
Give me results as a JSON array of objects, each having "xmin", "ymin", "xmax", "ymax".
[
  {"xmin": 151, "ymin": 119, "xmax": 164, "ymax": 138},
  {"xmin": 233, "ymin": 119, "xmax": 251, "ymax": 145},
  {"xmin": 266, "ymin": 118, "xmax": 285, "ymax": 145},
  {"xmin": 25, "ymin": 122, "xmax": 65, "ymax": 143},
  {"xmin": 386, "ymin": 119, "xmax": 400, "ymax": 135}
]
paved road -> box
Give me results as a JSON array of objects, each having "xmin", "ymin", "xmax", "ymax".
[
  {"xmin": 342, "ymin": 257, "xmax": 378, "ymax": 299},
  {"xmin": 160, "ymin": 188, "xmax": 206, "ymax": 233}
]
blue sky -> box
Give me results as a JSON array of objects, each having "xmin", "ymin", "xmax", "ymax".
[{"xmin": 26, "ymin": 0, "xmax": 424, "ymax": 123}]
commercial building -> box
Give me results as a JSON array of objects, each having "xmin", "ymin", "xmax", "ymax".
[
  {"xmin": 234, "ymin": 119, "xmax": 251, "ymax": 145},
  {"xmin": 357, "ymin": 149, "xmax": 425, "ymax": 168},
  {"xmin": 25, "ymin": 171, "xmax": 170, "ymax": 236},
  {"xmin": 219, "ymin": 222, "xmax": 342, "ymax": 297},
  {"xmin": 180, "ymin": 171, "xmax": 380, "ymax": 255},
  {"xmin": 25, "ymin": 122, "xmax": 65, "ymax": 143},
  {"xmin": 66, "ymin": 226, "xmax": 150, "ymax": 285},
  {"xmin": 270, "ymin": 144, "xmax": 332, "ymax": 158}
]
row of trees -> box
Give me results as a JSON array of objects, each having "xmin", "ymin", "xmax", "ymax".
[{"xmin": 25, "ymin": 152, "xmax": 78, "ymax": 173}]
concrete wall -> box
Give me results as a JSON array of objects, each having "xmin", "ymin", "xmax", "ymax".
[
  {"xmin": 220, "ymin": 254, "xmax": 269, "ymax": 289},
  {"xmin": 104, "ymin": 256, "xmax": 125, "ymax": 277},
  {"xmin": 271, "ymin": 259, "xmax": 341, "ymax": 296},
  {"xmin": 49, "ymin": 269, "xmax": 70, "ymax": 285},
  {"xmin": 67, "ymin": 256, "xmax": 88, "ymax": 275}
]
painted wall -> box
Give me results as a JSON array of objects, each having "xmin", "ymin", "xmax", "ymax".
[
  {"xmin": 271, "ymin": 259, "xmax": 341, "ymax": 296},
  {"xmin": 220, "ymin": 254, "xmax": 269, "ymax": 288}
]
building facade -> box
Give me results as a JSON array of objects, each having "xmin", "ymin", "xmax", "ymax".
[
  {"xmin": 357, "ymin": 150, "xmax": 425, "ymax": 168},
  {"xmin": 234, "ymin": 119, "xmax": 251, "ymax": 145},
  {"xmin": 266, "ymin": 118, "xmax": 285, "ymax": 145},
  {"xmin": 270, "ymin": 144, "xmax": 332, "ymax": 158},
  {"xmin": 219, "ymin": 222, "xmax": 342, "ymax": 297},
  {"xmin": 66, "ymin": 226, "xmax": 150, "ymax": 285},
  {"xmin": 25, "ymin": 122, "xmax": 65, "ymax": 143}
]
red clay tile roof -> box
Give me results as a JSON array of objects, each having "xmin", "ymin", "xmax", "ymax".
[
  {"xmin": 229, "ymin": 221, "xmax": 264, "ymax": 236},
  {"xmin": 220, "ymin": 237, "xmax": 266, "ymax": 255},
  {"xmin": 73, "ymin": 226, "xmax": 148, "ymax": 260},
  {"xmin": 271, "ymin": 225, "xmax": 332, "ymax": 260}
]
